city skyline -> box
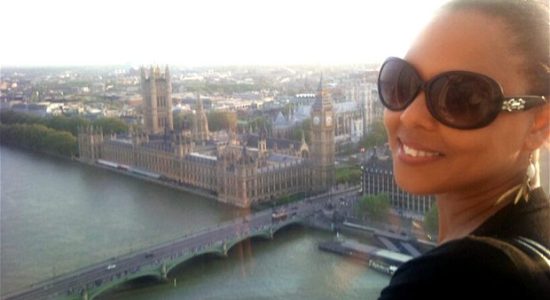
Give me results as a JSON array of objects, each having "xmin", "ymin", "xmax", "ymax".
[{"xmin": 2, "ymin": 0, "xmax": 448, "ymax": 67}]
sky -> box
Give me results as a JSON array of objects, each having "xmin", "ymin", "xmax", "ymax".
[{"xmin": 1, "ymin": 0, "xmax": 449, "ymax": 67}]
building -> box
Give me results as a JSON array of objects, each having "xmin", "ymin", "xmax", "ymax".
[
  {"xmin": 344, "ymin": 76, "xmax": 383, "ymax": 136},
  {"xmin": 272, "ymin": 81, "xmax": 375, "ymax": 151},
  {"xmin": 362, "ymin": 148, "xmax": 434, "ymax": 216},
  {"xmin": 310, "ymin": 77, "xmax": 335, "ymax": 193},
  {"xmin": 78, "ymin": 74, "xmax": 335, "ymax": 207},
  {"xmin": 10, "ymin": 102, "xmax": 64, "ymax": 117},
  {"xmin": 192, "ymin": 95, "xmax": 210, "ymax": 145},
  {"xmin": 141, "ymin": 66, "xmax": 173, "ymax": 134}
]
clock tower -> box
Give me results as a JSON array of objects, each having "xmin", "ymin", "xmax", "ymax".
[{"xmin": 309, "ymin": 76, "xmax": 335, "ymax": 193}]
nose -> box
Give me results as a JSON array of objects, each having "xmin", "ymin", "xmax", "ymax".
[{"xmin": 399, "ymin": 91, "xmax": 438, "ymax": 130}]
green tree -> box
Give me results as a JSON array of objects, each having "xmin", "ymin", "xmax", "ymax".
[
  {"xmin": 424, "ymin": 205, "xmax": 439, "ymax": 236},
  {"xmin": 0, "ymin": 111, "xmax": 91, "ymax": 136},
  {"xmin": 0, "ymin": 124, "xmax": 77, "ymax": 157},
  {"xmin": 47, "ymin": 115, "xmax": 90, "ymax": 136},
  {"xmin": 93, "ymin": 117, "xmax": 128, "ymax": 134},
  {"xmin": 173, "ymin": 112, "xmax": 185, "ymax": 131},
  {"xmin": 248, "ymin": 116, "xmax": 271, "ymax": 133},
  {"xmin": 335, "ymin": 166, "xmax": 362, "ymax": 184},
  {"xmin": 208, "ymin": 111, "xmax": 237, "ymax": 131},
  {"xmin": 289, "ymin": 118, "xmax": 311, "ymax": 143},
  {"xmin": 0, "ymin": 110, "xmax": 45, "ymax": 126},
  {"xmin": 0, "ymin": 111, "xmax": 128, "ymax": 136},
  {"xmin": 358, "ymin": 193, "xmax": 391, "ymax": 221},
  {"xmin": 361, "ymin": 120, "xmax": 388, "ymax": 148}
]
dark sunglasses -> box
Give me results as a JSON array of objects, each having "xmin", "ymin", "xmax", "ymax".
[{"xmin": 377, "ymin": 57, "xmax": 547, "ymax": 129}]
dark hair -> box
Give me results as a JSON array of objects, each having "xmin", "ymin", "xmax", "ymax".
[{"xmin": 442, "ymin": 0, "xmax": 549, "ymax": 97}]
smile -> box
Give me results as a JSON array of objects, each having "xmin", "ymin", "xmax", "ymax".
[
  {"xmin": 396, "ymin": 140, "xmax": 443, "ymax": 165},
  {"xmin": 402, "ymin": 144, "xmax": 441, "ymax": 158}
]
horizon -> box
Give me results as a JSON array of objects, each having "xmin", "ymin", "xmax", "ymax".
[
  {"xmin": 1, "ymin": 0, "xmax": 448, "ymax": 67},
  {"xmin": 0, "ymin": 61, "xmax": 383, "ymax": 70}
]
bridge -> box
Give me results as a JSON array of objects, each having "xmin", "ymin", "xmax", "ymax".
[{"xmin": 3, "ymin": 187, "xmax": 360, "ymax": 300}]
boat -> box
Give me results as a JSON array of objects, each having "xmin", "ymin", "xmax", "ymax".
[{"xmin": 368, "ymin": 259, "xmax": 397, "ymax": 275}]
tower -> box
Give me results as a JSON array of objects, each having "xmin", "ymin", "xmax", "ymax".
[
  {"xmin": 141, "ymin": 65, "xmax": 174, "ymax": 134},
  {"xmin": 258, "ymin": 126, "xmax": 268, "ymax": 158},
  {"xmin": 192, "ymin": 94, "xmax": 210, "ymax": 144},
  {"xmin": 77, "ymin": 125, "xmax": 103, "ymax": 163},
  {"xmin": 309, "ymin": 75, "xmax": 335, "ymax": 193},
  {"xmin": 236, "ymin": 145, "xmax": 256, "ymax": 207}
]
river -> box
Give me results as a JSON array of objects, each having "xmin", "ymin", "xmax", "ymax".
[{"xmin": 0, "ymin": 146, "xmax": 388, "ymax": 299}]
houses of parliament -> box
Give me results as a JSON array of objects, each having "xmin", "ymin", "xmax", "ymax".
[{"xmin": 78, "ymin": 66, "xmax": 335, "ymax": 208}]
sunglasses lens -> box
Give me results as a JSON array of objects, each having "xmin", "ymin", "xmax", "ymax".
[
  {"xmin": 378, "ymin": 59, "xmax": 421, "ymax": 110},
  {"xmin": 429, "ymin": 73, "xmax": 501, "ymax": 129}
]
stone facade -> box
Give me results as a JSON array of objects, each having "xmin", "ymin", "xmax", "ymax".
[
  {"xmin": 78, "ymin": 74, "xmax": 335, "ymax": 207},
  {"xmin": 192, "ymin": 95, "xmax": 210, "ymax": 145},
  {"xmin": 310, "ymin": 78, "xmax": 335, "ymax": 193},
  {"xmin": 141, "ymin": 66, "xmax": 173, "ymax": 134}
]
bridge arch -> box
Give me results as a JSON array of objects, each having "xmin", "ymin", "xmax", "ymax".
[
  {"xmin": 88, "ymin": 273, "xmax": 162, "ymax": 300},
  {"xmin": 164, "ymin": 221, "xmax": 302, "ymax": 277},
  {"xmin": 165, "ymin": 249, "xmax": 225, "ymax": 276}
]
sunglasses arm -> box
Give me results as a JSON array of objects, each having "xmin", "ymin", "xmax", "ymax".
[{"xmin": 502, "ymin": 96, "xmax": 547, "ymax": 112}]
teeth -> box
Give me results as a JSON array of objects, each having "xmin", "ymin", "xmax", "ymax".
[{"xmin": 403, "ymin": 144, "xmax": 440, "ymax": 157}]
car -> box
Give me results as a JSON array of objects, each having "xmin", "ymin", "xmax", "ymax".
[
  {"xmin": 106, "ymin": 264, "xmax": 116, "ymax": 270},
  {"xmin": 145, "ymin": 253, "xmax": 154, "ymax": 258}
]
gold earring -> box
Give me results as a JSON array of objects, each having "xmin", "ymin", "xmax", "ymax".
[
  {"xmin": 513, "ymin": 153, "xmax": 536, "ymax": 204},
  {"xmin": 495, "ymin": 153, "xmax": 536, "ymax": 206}
]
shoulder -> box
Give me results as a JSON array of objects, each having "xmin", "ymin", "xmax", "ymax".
[{"xmin": 378, "ymin": 236, "xmax": 549, "ymax": 300}]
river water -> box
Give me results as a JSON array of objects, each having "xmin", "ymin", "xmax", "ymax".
[{"xmin": 0, "ymin": 146, "xmax": 388, "ymax": 299}]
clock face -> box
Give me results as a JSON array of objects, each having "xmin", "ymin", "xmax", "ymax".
[
  {"xmin": 326, "ymin": 116, "xmax": 332, "ymax": 126},
  {"xmin": 313, "ymin": 116, "xmax": 320, "ymax": 125}
]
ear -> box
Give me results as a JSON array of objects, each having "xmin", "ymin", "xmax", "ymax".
[{"xmin": 523, "ymin": 104, "xmax": 550, "ymax": 151}]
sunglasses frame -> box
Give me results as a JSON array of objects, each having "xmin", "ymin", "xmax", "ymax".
[{"xmin": 378, "ymin": 57, "xmax": 547, "ymax": 129}]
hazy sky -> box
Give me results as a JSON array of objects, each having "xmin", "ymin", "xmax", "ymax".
[{"xmin": 2, "ymin": 0, "xmax": 448, "ymax": 67}]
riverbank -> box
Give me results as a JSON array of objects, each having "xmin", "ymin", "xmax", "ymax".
[
  {"xmin": 318, "ymin": 239, "xmax": 412, "ymax": 276},
  {"xmin": 79, "ymin": 159, "xmax": 219, "ymax": 201},
  {"xmin": 302, "ymin": 206, "xmax": 435, "ymax": 276}
]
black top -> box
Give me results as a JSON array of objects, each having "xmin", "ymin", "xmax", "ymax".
[{"xmin": 379, "ymin": 187, "xmax": 550, "ymax": 300}]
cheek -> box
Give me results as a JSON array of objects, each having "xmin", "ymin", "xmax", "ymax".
[
  {"xmin": 383, "ymin": 110, "xmax": 399, "ymax": 144},
  {"xmin": 444, "ymin": 115, "xmax": 530, "ymax": 157},
  {"xmin": 441, "ymin": 124, "xmax": 528, "ymax": 183}
]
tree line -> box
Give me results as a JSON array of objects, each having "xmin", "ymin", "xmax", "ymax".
[
  {"xmin": 0, "ymin": 124, "xmax": 78, "ymax": 157},
  {"xmin": 0, "ymin": 111, "xmax": 128, "ymax": 136},
  {"xmin": 0, "ymin": 111, "xmax": 128, "ymax": 157}
]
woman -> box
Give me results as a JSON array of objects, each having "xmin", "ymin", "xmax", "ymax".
[{"xmin": 377, "ymin": 0, "xmax": 549, "ymax": 299}]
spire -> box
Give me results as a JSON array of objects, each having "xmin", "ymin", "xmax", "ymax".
[
  {"xmin": 140, "ymin": 67, "xmax": 146, "ymax": 80},
  {"xmin": 260, "ymin": 126, "xmax": 267, "ymax": 140},
  {"xmin": 196, "ymin": 93, "xmax": 204, "ymax": 111},
  {"xmin": 165, "ymin": 65, "xmax": 171, "ymax": 89},
  {"xmin": 164, "ymin": 65, "xmax": 170, "ymax": 79},
  {"xmin": 313, "ymin": 73, "xmax": 331, "ymax": 111}
]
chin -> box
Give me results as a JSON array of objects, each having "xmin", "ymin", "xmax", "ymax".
[{"xmin": 393, "ymin": 167, "xmax": 438, "ymax": 196}]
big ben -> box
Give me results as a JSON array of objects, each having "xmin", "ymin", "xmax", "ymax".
[{"xmin": 310, "ymin": 76, "xmax": 335, "ymax": 193}]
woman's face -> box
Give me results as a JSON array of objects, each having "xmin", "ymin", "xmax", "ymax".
[{"xmin": 384, "ymin": 10, "xmax": 535, "ymax": 196}]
